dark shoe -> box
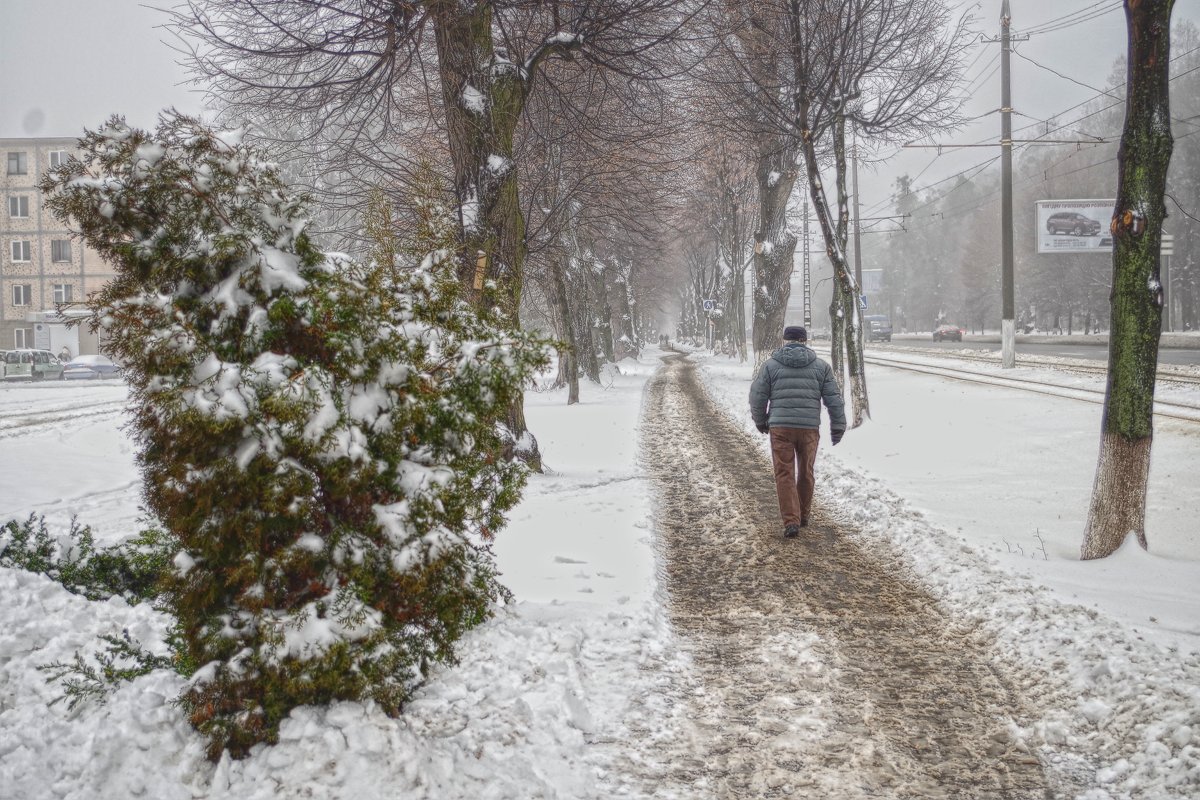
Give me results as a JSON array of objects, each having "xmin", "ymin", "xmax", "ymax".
[
  {"xmin": 783, "ymin": 524, "xmax": 801, "ymax": 539},
  {"xmin": 800, "ymin": 517, "xmax": 810, "ymax": 528}
]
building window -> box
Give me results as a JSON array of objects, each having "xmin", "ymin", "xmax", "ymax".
[
  {"xmin": 52, "ymin": 284, "xmax": 74, "ymax": 304},
  {"xmin": 12, "ymin": 284, "xmax": 32, "ymax": 306},
  {"xmin": 11, "ymin": 241, "xmax": 32, "ymax": 262},
  {"xmin": 8, "ymin": 196, "xmax": 29, "ymax": 218},
  {"xmin": 51, "ymin": 240, "xmax": 71, "ymax": 263},
  {"xmin": 49, "ymin": 150, "xmax": 69, "ymax": 169},
  {"xmin": 7, "ymin": 152, "xmax": 27, "ymax": 175},
  {"xmin": 14, "ymin": 328, "xmax": 32, "ymax": 349}
]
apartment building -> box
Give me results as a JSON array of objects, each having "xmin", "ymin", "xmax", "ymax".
[{"xmin": 1, "ymin": 136, "xmax": 114, "ymax": 355}]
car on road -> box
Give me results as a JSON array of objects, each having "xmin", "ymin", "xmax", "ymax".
[
  {"xmin": 932, "ymin": 324, "xmax": 964, "ymax": 342},
  {"xmin": 61, "ymin": 354, "xmax": 121, "ymax": 380},
  {"xmin": 1046, "ymin": 211, "xmax": 1102, "ymax": 237},
  {"xmin": 3, "ymin": 349, "xmax": 65, "ymax": 381},
  {"xmin": 864, "ymin": 315, "xmax": 892, "ymax": 342}
]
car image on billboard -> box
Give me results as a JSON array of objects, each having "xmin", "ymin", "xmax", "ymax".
[{"xmin": 1035, "ymin": 199, "xmax": 1114, "ymax": 253}]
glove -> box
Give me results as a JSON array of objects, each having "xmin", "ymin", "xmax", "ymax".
[
  {"xmin": 756, "ymin": 422, "xmax": 770, "ymax": 435},
  {"xmin": 830, "ymin": 429, "xmax": 844, "ymax": 445}
]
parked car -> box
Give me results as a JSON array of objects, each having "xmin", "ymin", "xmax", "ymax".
[
  {"xmin": 932, "ymin": 324, "xmax": 964, "ymax": 342},
  {"xmin": 864, "ymin": 314, "xmax": 893, "ymax": 342},
  {"xmin": 1046, "ymin": 211, "xmax": 1102, "ymax": 236},
  {"xmin": 61, "ymin": 354, "xmax": 121, "ymax": 380},
  {"xmin": 3, "ymin": 349, "xmax": 65, "ymax": 380}
]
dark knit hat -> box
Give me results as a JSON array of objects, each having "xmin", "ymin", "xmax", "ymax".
[{"xmin": 783, "ymin": 326, "xmax": 807, "ymax": 341}]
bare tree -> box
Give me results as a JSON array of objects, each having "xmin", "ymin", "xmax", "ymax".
[
  {"xmin": 704, "ymin": 0, "xmax": 964, "ymax": 421},
  {"xmin": 517, "ymin": 59, "xmax": 690, "ymax": 400},
  {"xmin": 172, "ymin": 0, "xmax": 697, "ymax": 466},
  {"xmin": 705, "ymin": 1, "xmax": 803, "ymax": 365},
  {"xmin": 668, "ymin": 130, "xmax": 757, "ymax": 356},
  {"xmin": 1082, "ymin": 0, "xmax": 1176, "ymax": 560},
  {"xmin": 786, "ymin": 0, "xmax": 966, "ymax": 424}
]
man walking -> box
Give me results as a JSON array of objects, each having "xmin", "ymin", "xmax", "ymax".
[{"xmin": 749, "ymin": 326, "xmax": 846, "ymax": 538}]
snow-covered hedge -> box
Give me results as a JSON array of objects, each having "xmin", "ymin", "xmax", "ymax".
[{"xmin": 40, "ymin": 113, "xmax": 549, "ymax": 758}]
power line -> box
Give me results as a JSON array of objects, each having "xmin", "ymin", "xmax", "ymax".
[
  {"xmin": 901, "ymin": 124, "xmax": 1200, "ymax": 233},
  {"xmin": 963, "ymin": 53, "xmax": 1001, "ymax": 94},
  {"xmin": 870, "ymin": 43, "xmax": 1200, "ymax": 221},
  {"xmin": 1013, "ymin": 50, "xmax": 1119, "ymax": 101},
  {"xmin": 1008, "ymin": 43, "xmax": 1200, "ymax": 140},
  {"xmin": 1019, "ymin": 1, "xmax": 1117, "ymax": 34},
  {"xmin": 858, "ymin": 152, "xmax": 1003, "ymax": 219},
  {"xmin": 1013, "ymin": 49, "xmax": 1200, "ymax": 133},
  {"xmin": 857, "ymin": 38, "xmax": 1200, "ymax": 229},
  {"xmin": 1020, "ymin": 1, "xmax": 1122, "ymax": 37}
]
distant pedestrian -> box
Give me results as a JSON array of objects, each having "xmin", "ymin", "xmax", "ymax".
[
  {"xmin": 57, "ymin": 346, "xmax": 71, "ymax": 362},
  {"xmin": 749, "ymin": 326, "xmax": 846, "ymax": 538}
]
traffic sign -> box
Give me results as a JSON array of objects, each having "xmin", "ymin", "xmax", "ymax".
[
  {"xmin": 859, "ymin": 295, "xmax": 867, "ymax": 311},
  {"xmin": 702, "ymin": 299, "xmax": 716, "ymax": 311}
]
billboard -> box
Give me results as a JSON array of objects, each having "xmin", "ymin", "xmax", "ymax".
[
  {"xmin": 1036, "ymin": 199, "xmax": 1114, "ymax": 254},
  {"xmin": 861, "ymin": 268, "xmax": 883, "ymax": 297}
]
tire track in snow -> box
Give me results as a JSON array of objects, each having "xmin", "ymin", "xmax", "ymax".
[
  {"xmin": 0, "ymin": 401, "xmax": 127, "ymax": 441},
  {"xmin": 640, "ymin": 353, "xmax": 1049, "ymax": 799}
]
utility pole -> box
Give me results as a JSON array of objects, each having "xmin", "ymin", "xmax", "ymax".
[
  {"xmin": 802, "ymin": 193, "xmax": 812, "ymax": 328},
  {"xmin": 999, "ymin": 0, "xmax": 1016, "ymax": 368},
  {"xmin": 851, "ymin": 127, "xmax": 864, "ymax": 302},
  {"xmin": 1162, "ymin": 233, "xmax": 1175, "ymax": 331},
  {"xmin": 906, "ymin": 2, "xmax": 1042, "ymax": 365}
]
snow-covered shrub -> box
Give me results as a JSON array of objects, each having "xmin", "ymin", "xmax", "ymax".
[
  {"xmin": 0, "ymin": 515, "xmax": 174, "ymax": 604},
  {"xmin": 40, "ymin": 113, "xmax": 549, "ymax": 758},
  {"xmin": 38, "ymin": 629, "xmax": 178, "ymax": 711}
]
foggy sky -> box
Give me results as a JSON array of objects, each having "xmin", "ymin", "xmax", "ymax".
[{"xmin": 2, "ymin": 0, "xmax": 1197, "ymax": 219}]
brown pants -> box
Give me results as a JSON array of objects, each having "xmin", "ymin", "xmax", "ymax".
[{"xmin": 769, "ymin": 427, "xmax": 820, "ymax": 527}]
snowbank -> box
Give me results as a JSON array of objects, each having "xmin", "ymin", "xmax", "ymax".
[
  {"xmin": 697, "ymin": 348, "xmax": 1200, "ymax": 798},
  {"xmin": 0, "ymin": 353, "xmax": 690, "ymax": 799}
]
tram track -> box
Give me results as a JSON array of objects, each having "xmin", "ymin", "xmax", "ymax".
[
  {"xmin": 868, "ymin": 344, "xmax": 1200, "ymax": 388},
  {"xmin": 861, "ymin": 352, "xmax": 1200, "ymax": 425}
]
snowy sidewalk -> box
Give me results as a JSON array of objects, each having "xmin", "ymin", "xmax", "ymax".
[
  {"xmin": 699, "ymin": 348, "xmax": 1200, "ymax": 798},
  {"xmin": 2, "ymin": 347, "xmax": 1198, "ymax": 798}
]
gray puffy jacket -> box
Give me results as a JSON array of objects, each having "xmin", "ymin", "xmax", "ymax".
[{"xmin": 749, "ymin": 344, "xmax": 846, "ymax": 431}]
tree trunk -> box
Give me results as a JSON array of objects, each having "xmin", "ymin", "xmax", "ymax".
[
  {"xmin": 1083, "ymin": 0, "xmax": 1175, "ymax": 560},
  {"xmin": 550, "ymin": 254, "xmax": 580, "ymax": 405},
  {"xmin": 829, "ymin": 280, "xmax": 844, "ymax": 388},
  {"xmin": 751, "ymin": 140, "xmax": 799, "ymax": 366},
  {"xmin": 432, "ymin": 2, "xmax": 540, "ymax": 469},
  {"xmin": 577, "ymin": 290, "xmax": 601, "ymax": 383},
  {"xmin": 610, "ymin": 263, "xmax": 638, "ymax": 360},
  {"xmin": 590, "ymin": 261, "xmax": 616, "ymax": 365},
  {"xmin": 432, "ymin": 2, "xmax": 526, "ymax": 319},
  {"xmin": 731, "ymin": 260, "xmax": 748, "ymax": 362},
  {"xmin": 1180, "ymin": 282, "xmax": 1196, "ymax": 331},
  {"xmin": 799, "ymin": 113, "xmax": 869, "ymax": 427}
]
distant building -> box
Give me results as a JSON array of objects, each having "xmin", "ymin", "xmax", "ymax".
[{"xmin": 1, "ymin": 136, "xmax": 114, "ymax": 356}]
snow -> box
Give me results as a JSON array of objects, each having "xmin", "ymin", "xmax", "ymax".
[
  {"xmin": 703, "ymin": 346, "xmax": 1200, "ymax": 645},
  {"xmin": 461, "ymin": 85, "xmax": 486, "ymax": 115},
  {"xmin": 545, "ymin": 32, "xmax": 584, "ymax": 46},
  {"xmin": 698, "ymin": 345, "xmax": 1200, "ymax": 796},
  {"xmin": 1, "ymin": 344, "xmax": 1198, "ymax": 798},
  {"xmin": 459, "ymin": 192, "xmax": 479, "ymax": 233},
  {"xmin": 486, "ymin": 154, "xmax": 512, "ymax": 176}
]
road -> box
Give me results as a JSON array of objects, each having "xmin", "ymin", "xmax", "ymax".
[
  {"xmin": 875, "ymin": 337, "xmax": 1200, "ymax": 366},
  {"xmin": 636, "ymin": 353, "xmax": 1052, "ymax": 799}
]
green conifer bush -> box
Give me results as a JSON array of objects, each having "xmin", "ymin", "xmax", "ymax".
[
  {"xmin": 40, "ymin": 113, "xmax": 549, "ymax": 758},
  {"xmin": 0, "ymin": 514, "xmax": 174, "ymax": 604}
]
